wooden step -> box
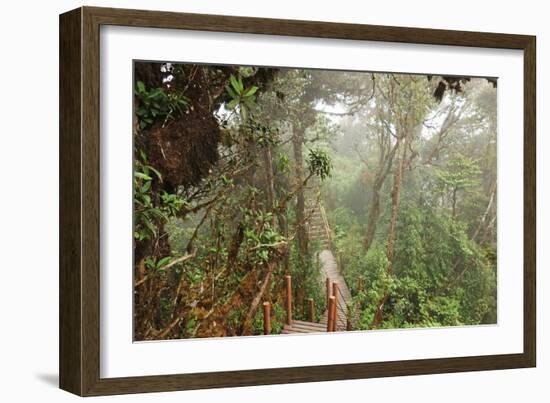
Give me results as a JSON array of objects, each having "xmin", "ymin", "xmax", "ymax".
[
  {"xmin": 289, "ymin": 321, "xmax": 326, "ymax": 331},
  {"xmin": 292, "ymin": 320, "xmax": 326, "ymax": 328},
  {"xmin": 282, "ymin": 322, "xmax": 327, "ymax": 334},
  {"xmin": 281, "ymin": 327, "xmax": 310, "ymax": 334}
]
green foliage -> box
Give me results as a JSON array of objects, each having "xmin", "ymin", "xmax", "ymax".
[
  {"xmin": 289, "ymin": 238, "xmax": 325, "ymax": 322},
  {"xmin": 331, "ymin": 199, "xmax": 496, "ymax": 329},
  {"xmin": 225, "ymin": 74, "xmax": 258, "ymax": 122},
  {"xmin": 249, "ymin": 121, "xmax": 280, "ymax": 148},
  {"xmin": 276, "ymin": 153, "xmax": 291, "ymax": 174},
  {"xmin": 241, "ymin": 209, "xmax": 285, "ymax": 264},
  {"xmin": 338, "ymin": 237, "xmax": 391, "ymax": 328},
  {"xmin": 134, "ymin": 80, "xmax": 188, "ymax": 129},
  {"xmin": 159, "ymin": 192, "xmax": 186, "ymax": 217},
  {"xmin": 133, "ymin": 150, "xmax": 187, "ymax": 242},
  {"xmin": 252, "ymin": 302, "xmax": 285, "ymax": 335},
  {"xmin": 435, "ymin": 154, "xmax": 482, "ymax": 199},
  {"xmin": 133, "ymin": 151, "xmax": 165, "ymax": 241},
  {"xmin": 226, "ymin": 307, "xmax": 246, "ymax": 335},
  {"xmin": 307, "ymin": 148, "xmax": 333, "ymax": 180},
  {"xmin": 144, "ymin": 255, "xmax": 172, "ymax": 271}
]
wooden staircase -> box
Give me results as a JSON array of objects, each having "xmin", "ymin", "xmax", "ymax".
[
  {"xmin": 279, "ymin": 200, "xmax": 355, "ymax": 334},
  {"xmin": 306, "ymin": 201, "xmax": 331, "ymax": 250}
]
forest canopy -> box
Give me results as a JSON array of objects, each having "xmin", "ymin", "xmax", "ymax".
[{"xmin": 133, "ymin": 61, "xmax": 497, "ymax": 340}]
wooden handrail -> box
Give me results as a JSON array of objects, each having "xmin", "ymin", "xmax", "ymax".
[
  {"xmin": 319, "ymin": 203, "xmax": 332, "ymax": 250},
  {"xmin": 308, "ymin": 298, "xmax": 314, "ymax": 322}
]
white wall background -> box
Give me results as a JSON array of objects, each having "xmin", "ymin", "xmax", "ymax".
[{"xmin": 0, "ymin": 0, "xmax": 546, "ymax": 401}]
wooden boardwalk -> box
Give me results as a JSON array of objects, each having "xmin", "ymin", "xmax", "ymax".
[
  {"xmin": 318, "ymin": 250, "xmax": 353, "ymax": 331},
  {"xmin": 281, "ymin": 201, "xmax": 354, "ymax": 334},
  {"xmin": 281, "ymin": 320, "xmax": 327, "ymax": 334}
]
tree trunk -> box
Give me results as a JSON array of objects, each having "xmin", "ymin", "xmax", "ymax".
[
  {"xmin": 371, "ymin": 137, "xmax": 408, "ymax": 328},
  {"xmin": 292, "ymin": 125, "xmax": 308, "ymax": 312},
  {"xmin": 386, "ymin": 138, "xmax": 407, "ymax": 271},
  {"xmin": 279, "ymin": 213, "xmax": 291, "ymax": 273},
  {"xmin": 472, "ymin": 180, "xmax": 497, "ymax": 241},
  {"xmin": 293, "ymin": 126, "xmax": 308, "ymax": 259},
  {"xmin": 241, "ymin": 262, "xmax": 276, "ymax": 335},
  {"xmin": 364, "ymin": 140, "xmax": 400, "ymax": 253},
  {"xmin": 364, "ymin": 190, "xmax": 381, "ymax": 252},
  {"xmin": 263, "ymin": 146, "xmax": 276, "ymax": 226}
]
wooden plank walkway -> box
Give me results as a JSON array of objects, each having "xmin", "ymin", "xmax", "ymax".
[
  {"xmin": 318, "ymin": 250, "xmax": 353, "ymax": 331},
  {"xmin": 281, "ymin": 320, "xmax": 327, "ymax": 334},
  {"xmin": 281, "ymin": 200, "xmax": 354, "ymax": 334}
]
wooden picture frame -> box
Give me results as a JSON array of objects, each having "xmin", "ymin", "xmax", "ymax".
[{"xmin": 59, "ymin": 6, "xmax": 536, "ymax": 396}]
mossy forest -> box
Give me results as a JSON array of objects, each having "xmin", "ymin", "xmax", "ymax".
[{"xmin": 133, "ymin": 61, "xmax": 497, "ymax": 340}]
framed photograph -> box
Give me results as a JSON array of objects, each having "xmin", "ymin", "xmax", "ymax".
[{"xmin": 59, "ymin": 6, "xmax": 536, "ymax": 396}]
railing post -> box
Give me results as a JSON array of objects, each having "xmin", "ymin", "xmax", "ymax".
[
  {"xmin": 346, "ymin": 304, "xmax": 352, "ymax": 331},
  {"xmin": 263, "ymin": 301, "xmax": 271, "ymax": 335},
  {"xmin": 326, "ymin": 278, "xmax": 331, "ymax": 307},
  {"xmin": 327, "ymin": 296, "xmax": 335, "ymax": 332},
  {"xmin": 308, "ymin": 298, "xmax": 314, "ymax": 322},
  {"xmin": 285, "ymin": 275, "xmax": 292, "ymax": 325},
  {"xmin": 332, "ymin": 282, "xmax": 339, "ymax": 331},
  {"xmin": 329, "ymin": 295, "xmax": 337, "ymax": 332}
]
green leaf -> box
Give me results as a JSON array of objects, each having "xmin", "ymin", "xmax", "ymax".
[
  {"xmin": 143, "ymin": 219, "xmax": 157, "ymax": 237},
  {"xmin": 226, "ymin": 85, "xmax": 238, "ymax": 100},
  {"xmin": 243, "ymin": 86, "xmax": 258, "ymax": 97},
  {"xmin": 134, "ymin": 172, "xmax": 152, "ymax": 180},
  {"xmin": 229, "ymin": 74, "xmax": 244, "ymax": 93},
  {"xmin": 244, "ymin": 96, "xmax": 256, "ymax": 108},
  {"xmin": 139, "ymin": 149, "xmax": 148, "ymax": 162},
  {"xmin": 240, "ymin": 105, "xmax": 248, "ymax": 122},
  {"xmin": 149, "ymin": 208, "xmax": 168, "ymax": 221},
  {"xmin": 227, "ymin": 99, "xmax": 238, "ymax": 110},
  {"xmin": 136, "ymin": 81, "xmax": 145, "ymax": 93},
  {"xmin": 236, "ymin": 77, "xmax": 244, "ymax": 92},
  {"xmin": 144, "ymin": 257, "xmax": 155, "ymax": 269},
  {"xmin": 141, "ymin": 181, "xmax": 151, "ymax": 193},
  {"xmin": 186, "ymin": 318, "xmax": 197, "ymax": 333},
  {"xmin": 146, "ymin": 165, "xmax": 163, "ymax": 182},
  {"xmin": 157, "ymin": 256, "xmax": 172, "ymax": 269}
]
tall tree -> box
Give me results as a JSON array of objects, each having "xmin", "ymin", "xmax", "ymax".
[{"xmin": 370, "ymin": 75, "xmax": 433, "ymax": 327}]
